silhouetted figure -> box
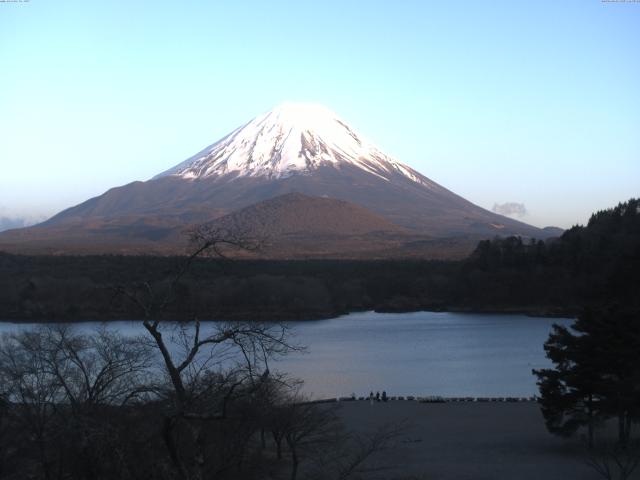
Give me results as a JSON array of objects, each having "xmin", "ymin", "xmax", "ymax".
[
  {"xmin": 375, "ymin": 391, "xmax": 380, "ymax": 402},
  {"xmin": 382, "ymin": 391, "xmax": 388, "ymax": 402},
  {"xmin": 369, "ymin": 391, "xmax": 374, "ymax": 405}
]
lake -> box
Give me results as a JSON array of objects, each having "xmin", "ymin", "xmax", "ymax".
[{"xmin": 0, "ymin": 311, "xmax": 572, "ymax": 399}]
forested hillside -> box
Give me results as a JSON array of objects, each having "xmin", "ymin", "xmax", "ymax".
[{"xmin": 0, "ymin": 199, "xmax": 637, "ymax": 322}]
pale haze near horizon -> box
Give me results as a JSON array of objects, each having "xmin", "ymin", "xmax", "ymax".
[{"xmin": 1, "ymin": 1, "xmax": 638, "ymax": 229}]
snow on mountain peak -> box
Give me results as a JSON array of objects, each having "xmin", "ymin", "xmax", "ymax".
[{"xmin": 155, "ymin": 102, "xmax": 433, "ymax": 187}]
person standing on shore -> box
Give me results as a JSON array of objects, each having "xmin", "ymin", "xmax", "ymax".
[
  {"xmin": 375, "ymin": 391, "xmax": 380, "ymax": 402},
  {"xmin": 369, "ymin": 391, "xmax": 374, "ymax": 405}
]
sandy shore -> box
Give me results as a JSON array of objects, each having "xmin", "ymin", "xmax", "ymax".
[{"xmin": 335, "ymin": 400, "xmax": 603, "ymax": 479}]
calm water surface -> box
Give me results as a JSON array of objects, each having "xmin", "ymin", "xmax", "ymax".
[{"xmin": 0, "ymin": 311, "xmax": 572, "ymax": 399}]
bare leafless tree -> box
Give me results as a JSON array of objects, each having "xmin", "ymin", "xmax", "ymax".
[
  {"xmin": 334, "ymin": 422, "xmax": 405, "ymax": 480},
  {"xmin": 0, "ymin": 225, "xmax": 399, "ymax": 480},
  {"xmin": 0, "ymin": 330, "xmax": 64, "ymax": 480},
  {"xmin": 586, "ymin": 440, "xmax": 640, "ymax": 480},
  {"xmin": 0, "ymin": 361, "xmax": 11, "ymax": 478},
  {"xmin": 302, "ymin": 417, "xmax": 404, "ymax": 480},
  {"xmin": 111, "ymin": 225, "xmax": 300, "ymax": 480},
  {"xmin": 36, "ymin": 325, "xmax": 153, "ymax": 408},
  {"xmin": 0, "ymin": 326, "xmax": 155, "ymax": 480},
  {"xmin": 264, "ymin": 389, "xmax": 404, "ymax": 480},
  {"xmin": 271, "ymin": 395, "xmax": 341, "ymax": 480}
]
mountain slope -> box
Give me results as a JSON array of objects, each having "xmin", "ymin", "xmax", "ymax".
[
  {"xmin": 0, "ymin": 103, "xmax": 555, "ymax": 257},
  {"xmin": 209, "ymin": 192, "xmax": 407, "ymax": 237},
  {"xmin": 0, "ymin": 193, "xmax": 479, "ymax": 258}
]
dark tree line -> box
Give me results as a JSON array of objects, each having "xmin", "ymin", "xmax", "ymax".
[
  {"xmin": 467, "ymin": 198, "xmax": 640, "ymax": 312},
  {"xmin": 1, "ymin": 198, "xmax": 639, "ymax": 323},
  {"xmin": 530, "ymin": 200, "xmax": 640, "ymax": 479}
]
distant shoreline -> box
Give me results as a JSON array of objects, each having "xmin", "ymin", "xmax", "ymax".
[
  {"xmin": 0, "ymin": 306, "xmax": 576, "ymax": 324},
  {"xmin": 308, "ymin": 396, "xmax": 539, "ymax": 404}
]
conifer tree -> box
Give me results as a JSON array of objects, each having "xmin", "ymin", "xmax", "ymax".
[{"xmin": 534, "ymin": 307, "xmax": 640, "ymax": 447}]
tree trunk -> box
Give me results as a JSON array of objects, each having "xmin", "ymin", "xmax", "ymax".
[
  {"xmin": 587, "ymin": 396, "xmax": 594, "ymax": 449},
  {"xmin": 37, "ymin": 435, "xmax": 51, "ymax": 480},
  {"xmin": 286, "ymin": 437, "xmax": 298, "ymax": 480},
  {"xmin": 163, "ymin": 416, "xmax": 188, "ymax": 480},
  {"xmin": 617, "ymin": 412, "xmax": 630, "ymax": 447},
  {"xmin": 192, "ymin": 423, "xmax": 205, "ymax": 480},
  {"xmin": 273, "ymin": 431, "xmax": 283, "ymax": 460},
  {"xmin": 144, "ymin": 324, "xmax": 187, "ymax": 407}
]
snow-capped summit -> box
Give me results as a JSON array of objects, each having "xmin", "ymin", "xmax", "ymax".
[{"xmin": 155, "ymin": 102, "xmax": 434, "ymax": 187}]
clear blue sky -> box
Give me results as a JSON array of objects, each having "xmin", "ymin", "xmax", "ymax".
[{"xmin": 1, "ymin": 0, "xmax": 638, "ymax": 228}]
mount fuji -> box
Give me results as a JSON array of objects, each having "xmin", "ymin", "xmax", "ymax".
[
  {"xmin": 155, "ymin": 102, "xmax": 435, "ymax": 186},
  {"xmin": 0, "ymin": 103, "xmax": 554, "ymax": 257}
]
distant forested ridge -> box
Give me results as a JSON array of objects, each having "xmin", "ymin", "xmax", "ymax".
[{"xmin": 0, "ymin": 199, "xmax": 638, "ymax": 322}]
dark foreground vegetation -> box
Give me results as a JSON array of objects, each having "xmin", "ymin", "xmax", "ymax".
[
  {"xmin": 526, "ymin": 199, "xmax": 640, "ymax": 479},
  {"xmin": 0, "ymin": 199, "xmax": 638, "ymax": 321},
  {"xmin": 0, "ymin": 323, "xmax": 401, "ymax": 480},
  {"xmin": 0, "ymin": 228, "xmax": 407, "ymax": 480},
  {"xmin": 534, "ymin": 307, "xmax": 640, "ymax": 480},
  {"xmin": 0, "ymin": 199, "xmax": 637, "ymax": 480}
]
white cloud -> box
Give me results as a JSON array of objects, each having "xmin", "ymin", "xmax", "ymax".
[{"xmin": 492, "ymin": 202, "xmax": 527, "ymax": 218}]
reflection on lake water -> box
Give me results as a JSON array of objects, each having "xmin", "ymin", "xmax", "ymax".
[{"xmin": 0, "ymin": 311, "xmax": 572, "ymax": 399}]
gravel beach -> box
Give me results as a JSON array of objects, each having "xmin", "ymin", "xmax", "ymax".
[{"xmin": 335, "ymin": 400, "xmax": 604, "ymax": 479}]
